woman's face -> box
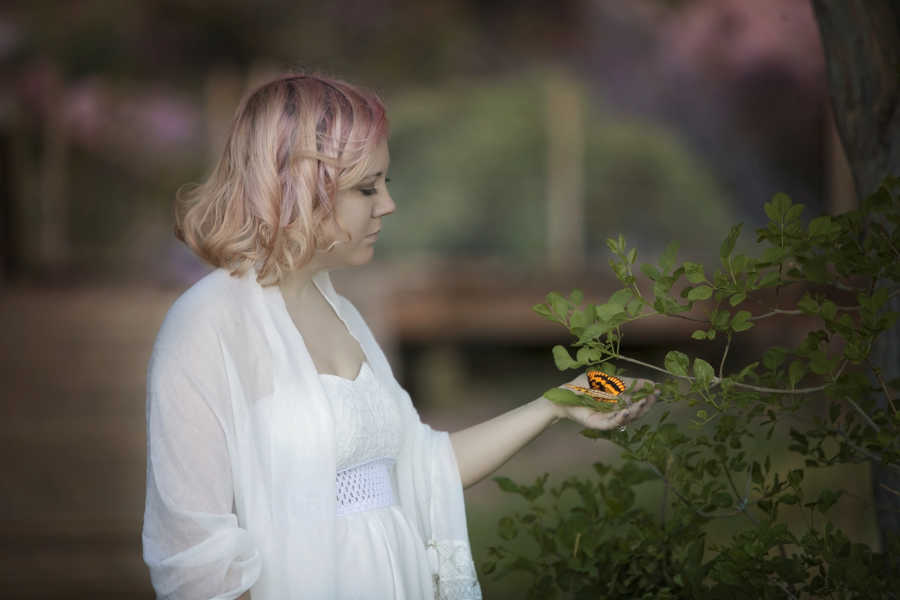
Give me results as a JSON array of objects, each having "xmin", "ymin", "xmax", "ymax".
[{"xmin": 319, "ymin": 138, "xmax": 394, "ymax": 268}]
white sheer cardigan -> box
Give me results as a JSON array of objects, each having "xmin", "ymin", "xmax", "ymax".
[{"xmin": 142, "ymin": 267, "xmax": 481, "ymax": 599}]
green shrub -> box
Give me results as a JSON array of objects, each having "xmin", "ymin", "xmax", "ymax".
[{"xmin": 486, "ymin": 177, "xmax": 900, "ymax": 599}]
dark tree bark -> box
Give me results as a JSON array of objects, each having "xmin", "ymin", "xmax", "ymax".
[
  {"xmin": 812, "ymin": 0, "xmax": 900, "ymax": 200},
  {"xmin": 811, "ymin": 0, "xmax": 900, "ymax": 550}
]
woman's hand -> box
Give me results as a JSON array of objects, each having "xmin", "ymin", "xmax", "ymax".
[{"xmin": 552, "ymin": 372, "xmax": 658, "ymax": 430}]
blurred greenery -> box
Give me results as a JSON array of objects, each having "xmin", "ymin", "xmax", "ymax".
[{"xmin": 384, "ymin": 68, "xmax": 738, "ymax": 262}]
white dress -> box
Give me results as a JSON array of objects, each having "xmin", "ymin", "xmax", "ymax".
[
  {"xmin": 322, "ymin": 362, "xmax": 434, "ymax": 599},
  {"xmin": 141, "ymin": 267, "xmax": 482, "ymax": 599}
]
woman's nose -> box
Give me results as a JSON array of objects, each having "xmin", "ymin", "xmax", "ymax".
[{"xmin": 374, "ymin": 188, "xmax": 395, "ymax": 217}]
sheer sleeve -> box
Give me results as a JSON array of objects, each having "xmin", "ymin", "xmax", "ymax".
[
  {"xmin": 396, "ymin": 393, "xmax": 482, "ymax": 600},
  {"xmin": 142, "ymin": 345, "xmax": 261, "ymax": 600}
]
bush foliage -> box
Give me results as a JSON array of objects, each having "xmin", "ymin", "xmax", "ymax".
[{"xmin": 485, "ymin": 178, "xmax": 900, "ymax": 599}]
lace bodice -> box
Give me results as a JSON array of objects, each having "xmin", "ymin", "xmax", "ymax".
[{"xmin": 319, "ymin": 362, "xmax": 404, "ymax": 470}]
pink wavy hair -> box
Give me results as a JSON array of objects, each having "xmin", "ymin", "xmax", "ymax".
[{"xmin": 175, "ymin": 72, "xmax": 389, "ymax": 285}]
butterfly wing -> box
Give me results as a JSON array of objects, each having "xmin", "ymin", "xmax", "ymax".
[
  {"xmin": 563, "ymin": 383, "xmax": 620, "ymax": 404},
  {"xmin": 586, "ymin": 370, "xmax": 626, "ymax": 395}
]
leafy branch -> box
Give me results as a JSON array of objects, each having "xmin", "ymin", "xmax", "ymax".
[{"xmin": 490, "ymin": 177, "xmax": 900, "ymax": 598}]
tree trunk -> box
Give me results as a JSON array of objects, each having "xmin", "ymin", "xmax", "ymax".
[{"xmin": 811, "ymin": 0, "xmax": 900, "ymax": 550}]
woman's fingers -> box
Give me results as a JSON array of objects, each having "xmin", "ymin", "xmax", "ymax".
[{"xmin": 558, "ymin": 371, "xmax": 659, "ymax": 430}]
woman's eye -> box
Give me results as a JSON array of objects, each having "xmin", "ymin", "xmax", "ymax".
[{"xmin": 358, "ymin": 177, "xmax": 389, "ymax": 197}]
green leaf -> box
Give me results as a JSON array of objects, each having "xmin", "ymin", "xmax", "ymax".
[
  {"xmin": 720, "ymin": 223, "xmax": 743, "ymax": 260},
  {"xmin": 757, "ymin": 270, "xmax": 780, "ymax": 287},
  {"xmin": 772, "ymin": 192, "xmax": 792, "ymax": 218},
  {"xmin": 547, "ymin": 292, "xmax": 569, "ymax": 319},
  {"xmin": 730, "ymin": 310, "xmax": 754, "ymax": 332},
  {"xmin": 660, "ymin": 241, "xmax": 679, "ymax": 273},
  {"xmin": 532, "ymin": 303, "xmax": 552, "ymax": 319},
  {"xmin": 552, "ymin": 345, "xmax": 578, "ymax": 370},
  {"xmin": 568, "ymin": 289, "xmax": 584, "ymax": 305},
  {"xmin": 788, "ymin": 360, "xmax": 807, "ymax": 389},
  {"xmin": 569, "ymin": 308, "xmax": 588, "ymax": 330},
  {"xmin": 786, "ymin": 203, "xmax": 804, "ymax": 223},
  {"xmin": 809, "ymin": 350, "xmax": 833, "ymax": 375},
  {"xmin": 808, "ymin": 215, "xmax": 832, "ymax": 237},
  {"xmin": 665, "ymin": 351, "xmax": 690, "ymax": 376},
  {"xmin": 493, "ymin": 477, "xmax": 521, "ymax": 494},
  {"xmin": 688, "ymin": 285, "xmax": 713, "ymax": 301},
  {"xmin": 820, "ymin": 300, "xmax": 837, "ymax": 320},
  {"xmin": 544, "ymin": 387, "xmax": 584, "ymax": 406},
  {"xmin": 711, "ymin": 309, "xmax": 730, "ymax": 330},
  {"xmin": 627, "ymin": 247, "xmax": 637, "ymax": 264},
  {"xmin": 872, "ymin": 286, "xmax": 891, "ymax": 310},
  {"xmin": 576, "ymin": 346, "xmax": 592, "ymax": 364},
  {"xmin": 796, "ymin": 294, "xmax": 819, "ymax": 315},
  {"xmin": 816, "ymin": 489, "xmax": 843, "ymax": 513},
  {"xmin": 607, "ymin": 288, "xmax": 634, "ymax": 308},
  {"xmin": 641, "ymin": 263, "xmax": 661, "ymax": 281},
  {"xmin": 626, "ymin": 297, "xmax": 643, "ymax": 316},
  {"xmin": 763, "ymin": 347, "xmax": 788, "ymax": 370},
  {"xmin": 829, "ymin": 402, "xmax": 841, "ymax": 422},
  {"xmin": 761, "ymin": 247, "xmax": 788, "ymax": 264},
  {"xmin": 693, "ymin": 358, "xmax": 715, "ymax": 386},
  {"xmin": 595, "ymin": 303, "xmax": 626, "ymax": 323},
  {"xmin": 684, "ymin": 262, "xmax": 706, "ymax": 284},
  {"xmin": 788, "ymin": 468, "xmax": 804, "ymax": 487},
  {"xmin": 498, "ymin": 516, "xmax": 518, "ymax": 540},
  {"xmin": 712, "ymin": 491, "xmax": 732, "ymax": 508},
  {"xmin": 737, "ymin": 362, "xmax": 758, "ymax": 381},
  {"xmin": 578, "ymin": 322, "xmax": 610, "ymax": 343},
  {"xmin": 692, "ymin": 329, "xmax": 708, "ymax": 340},
  {"xmin": 729, "ymin": 292, "xmax": 747, "ymax": 307},
  {"xmin": 752, "ymin": 462, "xmax": 764, "ymax": 485}
]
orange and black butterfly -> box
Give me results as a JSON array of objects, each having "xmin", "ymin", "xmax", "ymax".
[{"xmin": 564, "ymin": 369, "xmax": 626, "ymax": 403}]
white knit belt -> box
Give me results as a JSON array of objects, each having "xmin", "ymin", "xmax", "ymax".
[{"xmin": 335, "ymin": 458, "xmax": 398, "ymax": 517}]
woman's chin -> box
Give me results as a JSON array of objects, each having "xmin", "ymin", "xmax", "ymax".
[{"xmin": 335, "ymin": 246, "xmax": 376, "ymax": 268}]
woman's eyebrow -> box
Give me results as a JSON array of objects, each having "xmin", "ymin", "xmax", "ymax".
[{"xmin": 360, "ymin": 169, "xmax": 388, "ymax": 182}]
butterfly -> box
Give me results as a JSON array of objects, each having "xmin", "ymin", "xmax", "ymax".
[{"xmin": 563, "ymin": 369, "xmax": 627, "ymax": 403}]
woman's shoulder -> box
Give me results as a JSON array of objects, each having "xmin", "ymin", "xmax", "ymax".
[{"xmin": 153, "ymin": 267, "xmax": 261, "ymax": 354}]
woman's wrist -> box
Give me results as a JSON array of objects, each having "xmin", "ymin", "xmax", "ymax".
[{"xmin": 535, "ymin": 394, "xmax": 566, "ymax": 425}]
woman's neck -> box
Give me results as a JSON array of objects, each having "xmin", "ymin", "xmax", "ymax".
[{"xmin": 277, "ymin": 260, "xmax": 326, "ymax": 308}]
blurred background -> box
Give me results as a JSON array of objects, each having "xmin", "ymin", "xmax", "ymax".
[{"xmin": 0, "ymin": 0, "xmax": 868, "ymax": 598}]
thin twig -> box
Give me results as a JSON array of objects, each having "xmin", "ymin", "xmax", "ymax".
[
  {"xmin": 719, "ymin": 333, "xmax": 732, "ymax": 380},
  {"xmin": 774, "ymin": 580, "xmax": 801, "ymax": 600},
  {"xmin": 880, "ymin": 483, "xmax": 900, "ymax": 498},
  {"xmin": 646, "ymin": 463, "xmax": 744, "ymax": 520},
  {"xmin": 748, "ymin": 288, "xmax": 900, "ymax": 321},
  {"xmin": 611, "ymin": 353, "xmax": 847, "ymax": 395},
  {"xmin": 846, "ymin": 396, "xmax": 880, "ymax": 432},
  {"xmin": 832, "ymin": 426, "xmax": 900, "ymax": 473},
  {"xmin": 869, "ymin": 362, "xmax": 898, "ymax": 415},
  {"xmin": 664, "ymin": 313, "xmax": 709, "ymax": 323},
  {"xmin": 720, "ymin": 457, "xmax": 757, "ymax": 525},
  {"xmin": 751, "ymin": 308, "xmax": 805, "ymax": 320}
]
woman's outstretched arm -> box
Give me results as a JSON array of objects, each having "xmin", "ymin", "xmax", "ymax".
[
  {"xmin": 449, "ymin": 373, "xmax": 656, "ymax": 488},
  {"xmin": 449, "ymin": 395, "xmax": 562, "ymax": 488}
]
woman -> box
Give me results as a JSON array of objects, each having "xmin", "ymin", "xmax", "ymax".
[{"xmin": 141, "ymin": 73, "xmax": 655, "ymax": 600}]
